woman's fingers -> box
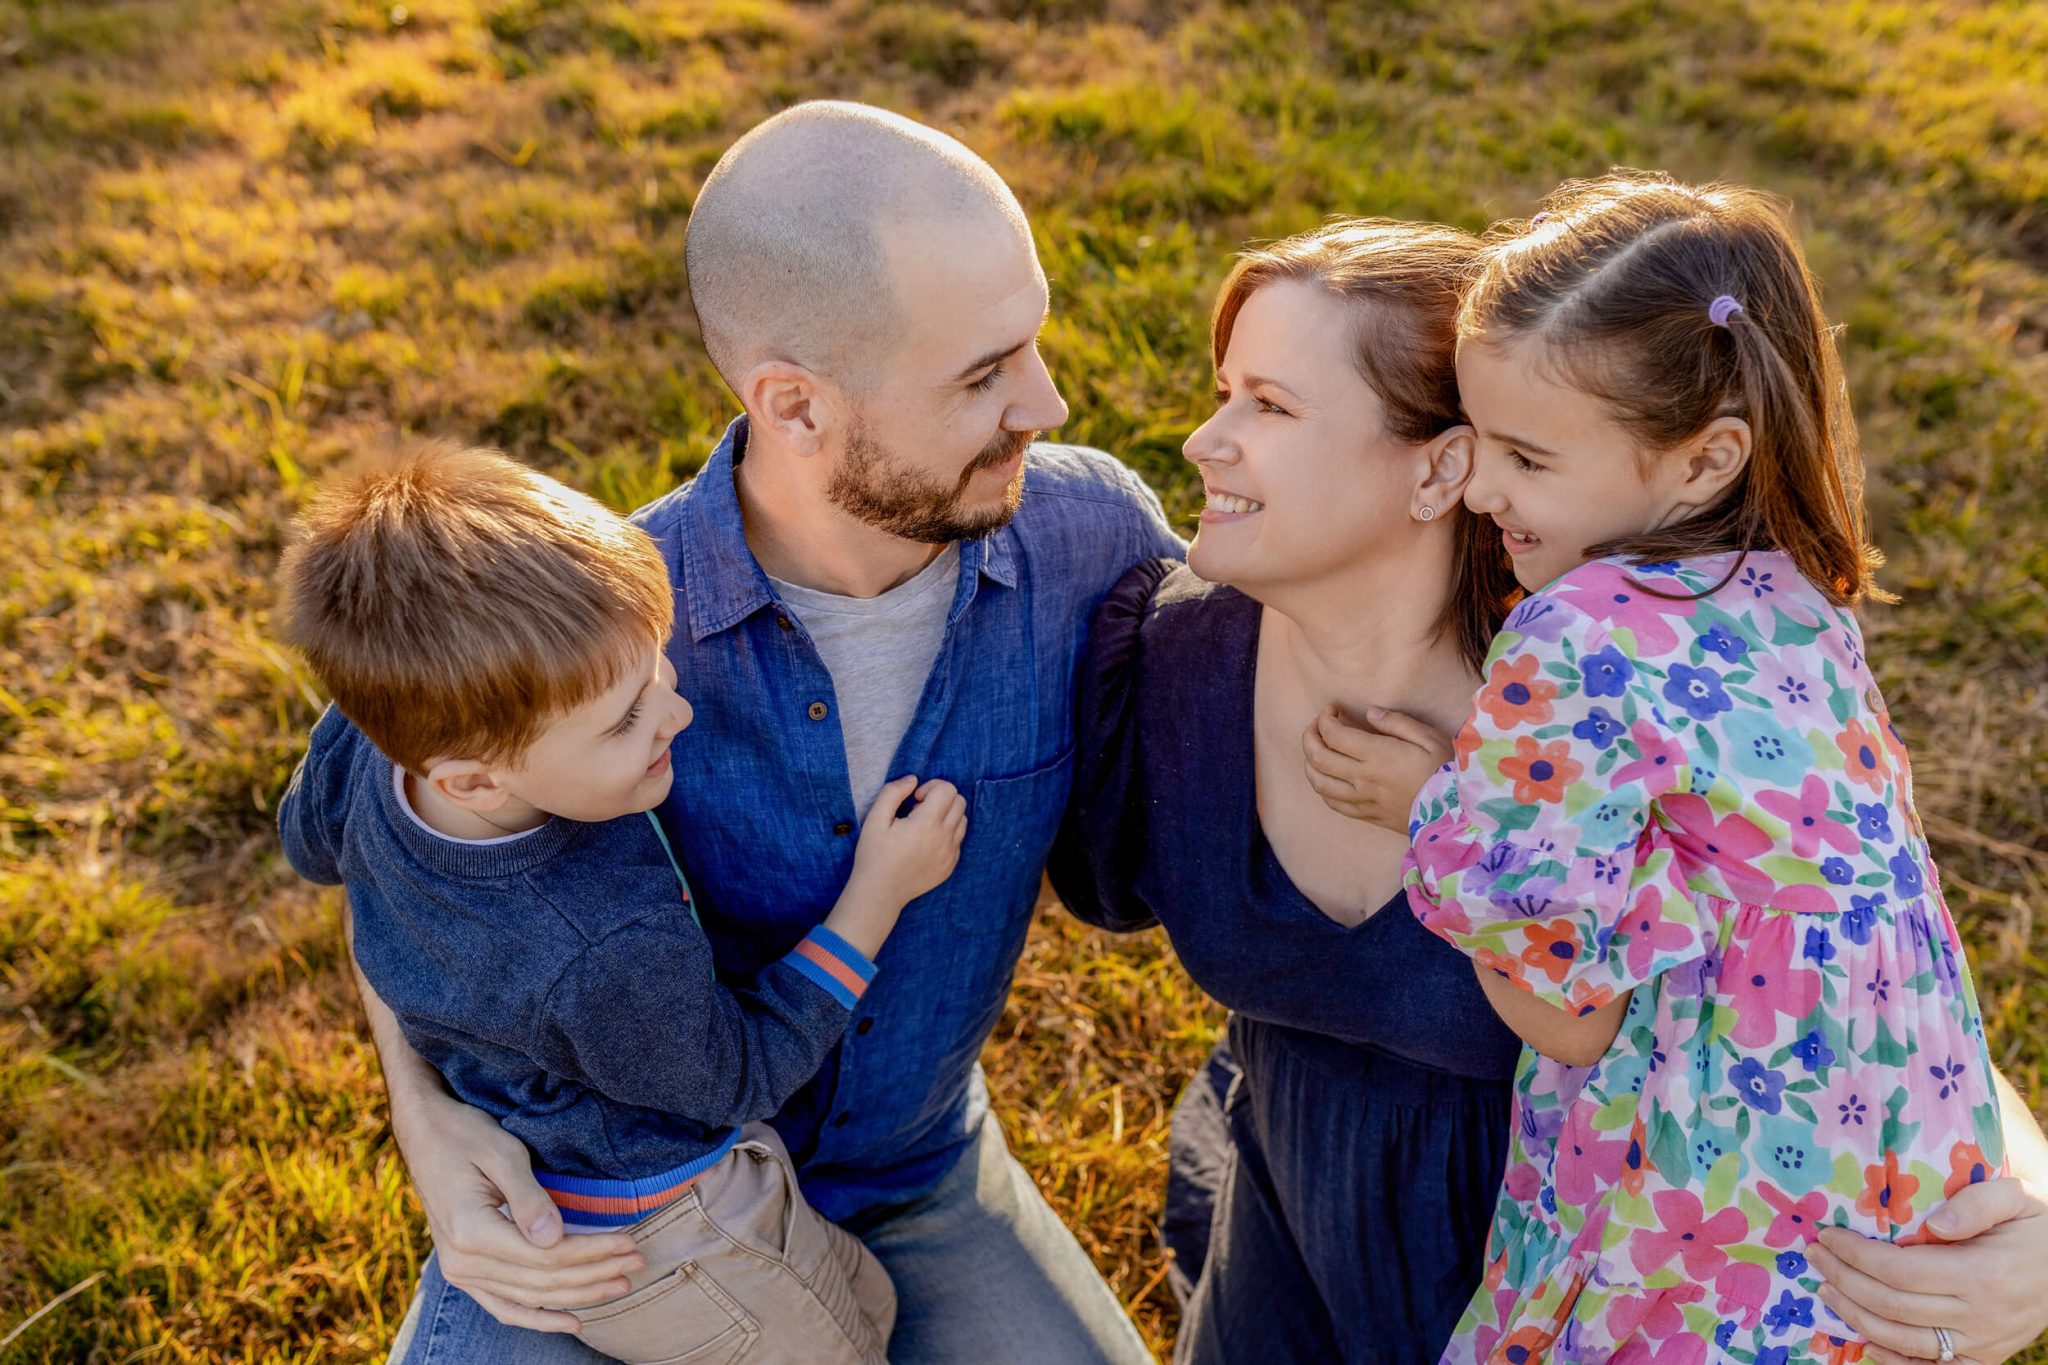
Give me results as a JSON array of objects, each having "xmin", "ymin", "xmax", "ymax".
[
  {"xmin": 1805, "ymin": 1242, "xmax": 1966, "ymax": 1326},
  {"xmin": 1815, "ymin": 1283, "xmax": 1964, "ymax": 1363}
]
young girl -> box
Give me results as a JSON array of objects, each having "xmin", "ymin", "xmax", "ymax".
[{"xmin": 1391, "ymin": 173, "xmax": 2004, "ymax": 1364}]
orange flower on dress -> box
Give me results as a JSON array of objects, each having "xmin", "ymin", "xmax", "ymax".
[
  {"xmin": 1620, "ymin": 1113, "xmax": 1652, "ymax": 1197},
  {"xmin": 1834, "ymin": 718, "xmax": 1891, "ymax": 794},
  {"xmin": 1490, "ymin": 1324, "xmax": 1557, "ymax": 1365},
  {"xmin": 1498, "ymin": 736, "xmax": 1582, "ymax": 805},
  {"xmin": 1855, "ymin": 1150, "xmax": 1919, "ymax": 1235},
  {"xmin": 1475, "ymin": 945, "xmax": 1528, "ymax": 985},
  {"xmin": 1809, "ymin": 1331, "xmax": 1866, "ymax": 1364},
  {"xmin": 1454, "ymin": 716, "xmax": 1485, "ymax": 770},
  {"xmin": 1944, "ymin": 1141, "xmax": 1992, "ymax": 1200},
  {"xmin": 1565, "ymin": 978, "xmax": 1617, "ymax": 1018},
  {"xmin": 1521, "ymin": 919, "xmax": 1581, "ymax": 984},
  {"xmin": 1477, "ymin": 653, "xmax": 1558, "ymax": 730}
]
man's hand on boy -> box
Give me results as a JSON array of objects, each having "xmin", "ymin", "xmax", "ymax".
[
  {"xmin": 1301, "ymin": 703, "xmax": 1454, "ymax": 833},
  {"xmin": 399, "ymin": 1085, "xmax": 644, "ymax": 1331}
]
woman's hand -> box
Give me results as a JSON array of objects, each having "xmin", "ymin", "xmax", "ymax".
[
  {"xmin": 1809, "ymin": 1069, "xmax": 2048, "ymax": 1363},
  {"xmin": 1301, "ymin": 703, "xmax": 1453, "ymax": 832},
  {"xmin": 395, "ymin": 1086, "xmax": 646, "ymax": 1331}
]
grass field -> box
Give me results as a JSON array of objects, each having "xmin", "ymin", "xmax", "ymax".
[{"xmin": 3, "ymin": 0, "xmax": 2045, "ymax": 1359}]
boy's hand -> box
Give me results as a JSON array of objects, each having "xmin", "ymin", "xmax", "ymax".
[
  {"xmin": 1301, "ymin": 703, "xmax": 1454, "ymax": 833},
  {"xmin": 851, "ymin": 774, "xmax": 968, "ymax": 905}
]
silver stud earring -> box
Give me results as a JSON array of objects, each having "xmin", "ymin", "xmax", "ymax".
[{"xmin": 1416, "ymin": 505, "xmax": 1436, "ymax": 522}]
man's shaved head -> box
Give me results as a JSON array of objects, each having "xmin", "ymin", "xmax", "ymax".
[{"xmin": 685, "ymin": 101, "xmax": 1034, "ymax": 392}]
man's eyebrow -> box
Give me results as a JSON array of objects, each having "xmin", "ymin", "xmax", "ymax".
[
  {"xmin": 951, "ymin": 338, "xmax": 1031, "ymax": 384},
  {"xmin": 1486, "ymin": 430, "xmax": 1561, "ymax": 457},
  {"xmin": 607, "ymin": 677, "xmax": 653, "ymax": 731}
]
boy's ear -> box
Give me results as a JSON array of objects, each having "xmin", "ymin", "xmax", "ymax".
[
  {"xmin": 739, "ymin": 360, "xmax": 845, "ymax": 458},
  {"xmin": 1675, "ymin": 415, "xmax": 1752, "ymax": 510},
  {"xmin": 422, "ymin": 757, "xmax": 512, "ymax": 813},
  {"xmin": 1416, "ymin": 424, "xmax": 1476, "ymax": 519}
]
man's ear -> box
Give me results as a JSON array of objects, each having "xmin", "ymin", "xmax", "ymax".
[
  {"xmin": 422, "ymin": 757, "xmax": 512, "ymax": 814},
  {"xmin": 739, "ymin": 360, "xmax": 845, "ymax": 457},
  {"xmin": 1672, "ymin": 415, "xmax": 1752, "ymax": 511},
  {"xmin": 1416, "ymin": 424, "xmax": 1476, "ymax": 520}
]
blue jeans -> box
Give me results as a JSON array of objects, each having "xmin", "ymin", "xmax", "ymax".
[{"xmin": 389, "ymin": 1113, "xmax": 1152, "ymax": 1365}]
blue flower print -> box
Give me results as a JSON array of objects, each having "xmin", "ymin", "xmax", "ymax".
[
  {"xmin": 1776, "ymin": 1250, "xmax": 1808, "ymax": 1278},
  {"xmin": 1715, "ymin": 1322, "xmax": 1737, "ymax": 1350},
  {"xmin": 1763, "ymin": 1290, "xmax": 1815, "ymax": 1334},
  {"xmin": 1929, "ymin": 1056, "xmax": 1968, "ymax": 1100},
  {"xmin": 1775, "ymin": 675, "xmax": 1811, "ymax": 705},
  {"xmin": 1803, "ymin": 926, "xmax": 1836, "ymax": 966},
  {"xmin": 1571, "ymin": 706, "xmax": 1625, "ymax": 751},
  {"xmin": 1888, "ymin": 847, "xmax": 1925, "ymax": 898},
  {"xmin": 1580, "ymin": 645, "xmax": 1636, "ymax": 699},
  {"xmin": 1854, "ymin": 802, "xmax": 1895, "ymax": 844},
  {"xmin": 1699, "ymin": 622, "xmax": 1751, "ymax": 663},
  {"xmin": 1731, "ymin": 1057, "xmax": 1787, "ymax": 1114},
  {"xmin": 1788, "ymin": 1028, "xmax": 1835, "ymax": 1073},
  {"xmin": 1843, "ymin": 894, "xmax": 1884, "ymax": 945},
  {"xmin": 1663, "ymin": 664, "xmax": 1732, "ymax": 721},
  {"xmin": 1740, "ymin": 564, "xmax": 1777, "ymax": 598},
  {"xmin": 1757, "ymin": 1347, "xmax": 1791, "ymax": 1365},
  {"xmin": 1821, "ymin": 857, "xmax": 1855, "ymax": 886},
  {"xmin": 1503, "ymin": 596, "xmax": 1567, "ymax": 640}
]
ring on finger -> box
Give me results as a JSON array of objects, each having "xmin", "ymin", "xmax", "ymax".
[{"xmin": 1933, "ymin": 1325, "xmax": 1956, "ymax": 1362}]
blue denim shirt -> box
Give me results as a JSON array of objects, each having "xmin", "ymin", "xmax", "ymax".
[{"xmin": 632, "ymin": 416, "xmax": 1183, "ymax": 1220}]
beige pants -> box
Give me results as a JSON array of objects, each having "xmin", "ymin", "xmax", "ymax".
[{"xmin": 566, "ymin": 1125, "xmax": 895, "ymax": 1365}]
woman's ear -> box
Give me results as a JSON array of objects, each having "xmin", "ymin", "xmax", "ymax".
[
  {"xmin": 1674, "ymin": 415, "xmax": 1752, "ymax": 510},
  {"xmin": 423, "ymin": 757, "xmax": 512, "ymax": 814},
  {"xmin": 738, "ymin": 360, "xmax": 844, "ymax": 458},
  {"xmin": 1416, "ymin": 424, "xmax": 1476, "ymax": 521}
]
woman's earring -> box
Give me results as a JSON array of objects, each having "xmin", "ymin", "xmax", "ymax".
[{"xmin": 1416, "ymin": 505, "xmax": 1436, "ymax": 522}]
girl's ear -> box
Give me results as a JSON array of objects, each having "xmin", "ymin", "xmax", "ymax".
[
  {"xmin": 1416, "ymin": 424, "xmax": 1476, "ymax": 520},
  {"xmin": 1674, "ymin": 415, "xmax": 1752, "ymax": 511},
  {"xmin": 423, "ymin": 757, "xmax": 513, "ymax": 814}
]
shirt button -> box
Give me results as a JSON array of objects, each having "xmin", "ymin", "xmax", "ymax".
[
  {"xmin": 856, "ymin": 1018, "xmax": 875, "ymax": 1036},
  {"xmin": 832, "ymin": 1112, "xmax": 851, "ymax": 1127},
  {"xmin": 1864, "ymin": 686, "xmax": 1885, "ymax": 712},
  {"xmin": 807, "ymin": 701, "xmax": 829, "ymax": 721},
  {"xmin": 833, "ymin": 821, "xmax": 853, "ymax": 837},
  {"xmin": 776, "ymin": 613, "xmax": 794, "ymax": 631}
]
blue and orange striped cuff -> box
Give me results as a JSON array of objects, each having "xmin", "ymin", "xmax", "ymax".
[
  {"xmin": 538, "ymin": 1128, "xmax": 741, "ymax": 1230},
  {"xmin": 785, "ymin": 924, "xmax": 877, "ymax": 1010}
]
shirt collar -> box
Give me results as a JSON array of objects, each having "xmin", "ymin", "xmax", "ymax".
[{"xmin": 677, "ymin": 414, "xmax": 1022, "ymax": 643}]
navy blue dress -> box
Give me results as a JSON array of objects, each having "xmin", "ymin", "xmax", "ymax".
[{"xmin": 1048, "ymin": 560, "xmax": 1520, "ymax": 1365}]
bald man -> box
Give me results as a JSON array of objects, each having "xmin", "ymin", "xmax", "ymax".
[{"xmin": 370, "ymin": 103, "xmax": 1180, "ymax": 1364}]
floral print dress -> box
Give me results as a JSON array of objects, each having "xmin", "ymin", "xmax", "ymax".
[{"xmin": 1406, "ymin": 551, "xmax": 2005, "ymax": 1365}]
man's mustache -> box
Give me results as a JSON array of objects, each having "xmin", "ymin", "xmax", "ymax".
[{"xmin": 963, "ymin": 428, "xmax": 1036, "ymax": 478}]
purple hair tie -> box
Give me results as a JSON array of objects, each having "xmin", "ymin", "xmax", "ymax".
[{"xmin": 1708, "ymin": 294, "xmax": 1744, "ymax": 327}]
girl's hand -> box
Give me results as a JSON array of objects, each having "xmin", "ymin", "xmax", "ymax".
[{"xmin": 1301, "ymin": 703, "xmax": 1454, "ymax": 832}]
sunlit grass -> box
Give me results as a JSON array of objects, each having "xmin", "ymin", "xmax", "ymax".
[{"xmin": 2, "ymin": 0, "xmax": 2044, "ymax": 1359}]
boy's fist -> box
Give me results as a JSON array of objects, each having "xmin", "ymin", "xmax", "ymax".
[{"xmin": 851, "ymin": 775, "xmax": 968, "ymax": 905}]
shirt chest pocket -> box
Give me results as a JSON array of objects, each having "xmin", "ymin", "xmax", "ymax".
[{"xmin": 945, "ymin": 746, "xmax": 1075, "ymax": 938}]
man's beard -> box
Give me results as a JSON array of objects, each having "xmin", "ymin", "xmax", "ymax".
[{"xmin": 825, "ymin": 420, "xmax": 1034, "ymax": 544}]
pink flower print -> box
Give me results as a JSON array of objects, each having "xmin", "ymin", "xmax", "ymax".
[
  {"xmin": 1813, "ymin": 1068, "xmax": 1879, "ymax": 1146},
  {"xmin": 1620, "ymin": 892, "xmax": 1703, "ymax": 981},
  {"xmin": 1717, "ymin": 925, "xmax": 1824, "ymax": 1049},
  {"xmin": 1758, "ymin": 1181, "xmax": 1829, "ymax": 1248},
  {"xmin": 1612, "ymin": 719, "xmax": 1687, "ymax": 791},
  {"xmin": 1661, "ymin": 794, "xmax": 1778, "ymax": 903},
  {"xmin": 1756, "ymin": 775, "xmax": 1862, "ymax": 860},
  {"xmin": 1551, "ymin": 575, "xmax": 1699, "ymax": 656},
  {"xmin": 1555, "ymin": 1104, "xmax": 1631, "ymax": 1208},
  {"xmin": 1629, "ymin": 1189, "xmax": 1750, "ymax": 1280},
  {"xmin": 1605, "ymin": 1283, "xmax": 1707, "ymax": 1353},
  {"xmin": 1715, "ymin": 1260, "xmax": 1772, "ymax": 1330}
]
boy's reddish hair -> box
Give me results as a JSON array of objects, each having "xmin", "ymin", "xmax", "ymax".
[{"xmin": 280, "ymin": 444, "xmax": 674, "ymax": 773}]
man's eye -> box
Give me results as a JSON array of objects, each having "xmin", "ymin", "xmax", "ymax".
[{"xmin": 969, "ymin": 363, "xmax": 1005, "ymax": 393}]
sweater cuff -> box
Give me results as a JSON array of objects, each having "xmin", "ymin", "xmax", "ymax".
[{"xmin": 785, "ymin": 924, "xmax": 878, "ymax": 1010}]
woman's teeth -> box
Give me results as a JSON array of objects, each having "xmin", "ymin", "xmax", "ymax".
[{"xmin": 1208, "ymin": 493, "xmax": 1264, "ymax": 515}]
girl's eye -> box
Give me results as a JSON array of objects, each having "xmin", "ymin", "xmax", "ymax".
[
  {"xmin": 1508, "ymin": 449, "xmax": 1542, "ymax": 472},
  {"xmin": 612, "ymin": 704, "xmax": 643, "ymax": 737},
  {"xmin": 969, "ymin": 363, "xmax": 1005, "ymax": 393}
]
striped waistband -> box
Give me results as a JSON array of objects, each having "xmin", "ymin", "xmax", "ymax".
[{"xmin": 536, "ymin": 1127, "xmax": 742, "ymax": 1230}]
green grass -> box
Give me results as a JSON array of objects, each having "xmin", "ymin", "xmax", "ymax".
[{"xmin": 2, "ymin": 0, "xmax": 2045, "ymax": 1359}]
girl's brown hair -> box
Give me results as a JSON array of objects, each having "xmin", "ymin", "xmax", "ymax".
[
  {"xmin": 1211, "ymin": 218, "xmax": 1522, "ymax": 671},
  {"xmin": 1458, "ymin": 170, "xmax": 1887, "ymax": 605}
]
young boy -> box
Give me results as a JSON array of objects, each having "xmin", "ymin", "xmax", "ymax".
[{"xmin": 276, "ymin": 445, "xmax": 966, "ymax": 1364}]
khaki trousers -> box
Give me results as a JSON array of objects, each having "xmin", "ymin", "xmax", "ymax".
[{"xmin": 567, "ymin": 1125, "xmax": 895, "ymax": 1365}]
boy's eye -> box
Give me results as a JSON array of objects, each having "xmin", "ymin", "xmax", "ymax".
[
  {"xmin": 968, "ymin": 362, "xmax": 1005, "ymax": 393},
  {"xmin": 612, "ymin": 703, "xmax": 643, "ymax": 737},
  {"xmin": 1508, "ymin": 449, "xmax": 1543, "ymax": 472}
]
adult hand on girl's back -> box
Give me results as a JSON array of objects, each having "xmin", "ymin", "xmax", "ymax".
[{"xmin": 1302, "ymin": 703, "xmax": 1453, "ymax": 832}]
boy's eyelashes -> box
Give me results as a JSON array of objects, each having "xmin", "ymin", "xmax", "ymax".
[
  {"xmin": 611, "ymin": 702, "xmax": 643, "ymax": 737},
  {"xmin": 1506, "ymin": 448, "xmax": 1544, "ymax": 472}
]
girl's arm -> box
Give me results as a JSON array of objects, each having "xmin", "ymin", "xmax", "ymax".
[
  {"xmin": 1808, "ymin": 1067, "xmax": 2048, "ymax": 1365},
  {"xmin": 1474, "ymin": 963, "xmax": 1632, "ymax": 1067}
]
